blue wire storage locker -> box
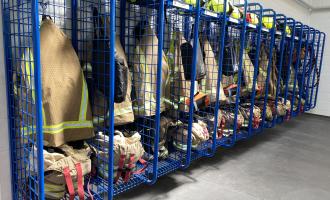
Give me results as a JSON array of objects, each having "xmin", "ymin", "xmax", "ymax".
[
  {"xmin": 288, "ymin": 21, "xmax": 304, "ymax": 118},
  {"xmin": 267, "ymin": 14, "xmax": 287, "ymax": 128},
  {"xmin": 238, "ymin": 3, "xmax": 263, "ymax": 139},
  {"xmin": 1, "ymin": 0, "xmax": 327, "ymax": 200},
  {"xmin": 216, "ymin": 0, "xmax": 248, "ymax": 146},
  {"xmin": 302, "ymin": 27, "xmax": 316, "ymax": 112},
  {"xmin": 305, "ymin": 30, "xmax": 322, "ymax": 111},
  {"xmin": 188, "ymin": 2, "xmax": 227, "ymax": 159},
  {"xmin": 276, "ymin": 18, "xmax": 296, "ymax": 124},
  {"xmin": 310, "ymin": 31, "xmax": 326, "ymax": 109},
  {"xmin": 251, "ymin": 9, "xmax": 276, "ymax": 131}
]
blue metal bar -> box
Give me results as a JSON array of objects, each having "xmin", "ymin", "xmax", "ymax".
[
  {"xmin": 145, "ymin": 0, "xmax": 165, "ymax": 183},
  {"xmin": 107, "ymin": 0, "xmax": 116, "ymax": 199},
  {"xmin": 71, "ymin": 0, "xmax": 78, "ymax": 51},
  {"xmin": 312, "ymin": 32, "xmax": 326, "ymax": 108},
  {"xmin": 248, "ymin": 3, "xmax": 263, "ymax": 136},
  {"xmin": 308, "ymin": 30, "xmax": 320, "ymax": 109},
  {"xmin": 233, "ymin": 0, "xmax": 248, "ymax": 143},
  {"xmin": 184, "ymin": 0, "xmax": 201, "ymax": 168},
  {"xmin": 209, "ymin": 0, "xmax": 230, "ymax": 155},
  {"xmin": 1, "ymin": 2, "xmax": 15, "ymax": 199},
  {"xmin": 260, "ymin": 9, "xmax": 276, "ymax": 129},
  {"xmin": 120, "ymin": 0, "xmax": 126, "ymax": 49},
  {"xmin": 31, "ymin": 0, "xmax": 44, "ymax": 199},
  {"xmin": 184, "ymin": 16, "xmax": 191, "ymax": 41},
  {"xmin": 304, "ymin": 28, "xmax": 316, "ymax": 111},
  {"xmin": 282, "ymin": 18, "xmax": 296, "ymax": 118},
  {"xmin": 272, "ymin": 14, "xmax": 287, "ymax": 127},
  {"xmin": 297, "ymin": 25, "xmax": 310, "ymax": 115},
  {"xmin": 290, "ymin": 22, "xmax": 304, "ymax": 118}
]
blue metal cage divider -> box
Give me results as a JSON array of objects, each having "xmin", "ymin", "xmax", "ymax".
[
  {"xmin": 276, "ymin": 18, "xmax": 296, "ymax": 124},
  {"xmin": 269, "ymin": 14, "xmax": 287, "ymax": 128},
  {"xmin": 305, "ymin": 30, "xmax": 321, "ymax": 111},
  {"xmin": 240, "ymin": 3, "xmax": 263, "ymax": 138},
  {"xmin": 311, "ymin": 31, "xmax": 326, "ymax": 109},
  {"xmin": 1, "ymin": 0, "xmax": 327, "ymax": 200},
  {"xmin": 289, "ymin": 21, "xmax": 304, "ymax": 118}
]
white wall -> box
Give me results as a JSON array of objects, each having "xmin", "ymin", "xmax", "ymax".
[
  {"xmin": 0, "ymin": 8, "xmax": 13, "ymax": 200},
  {"xmin": 308, "ymin": 10, "xmax": 330, "ymax": 116},
  {"xmin": 249, "ymin": 0, "xmax": 311, "ymax": 24}
]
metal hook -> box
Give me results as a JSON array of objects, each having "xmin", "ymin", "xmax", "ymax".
[{"xmin": 39, "ymin": 1, "xmax": 48, "ymax": 13}]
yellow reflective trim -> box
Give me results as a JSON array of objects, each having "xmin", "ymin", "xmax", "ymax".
[
  {"xmin": 43, "ymin": 121, "xmax": 93, "ymax": 134},
  {"xmin": 21, "ymin": 120, "xmax": 93, "ymax": 135},
  {"xmin": 23, "ymin": 49, "xmax": 35, "ymax": 102},
  {"xmin": 42, "ymin": 107, "xmax": 46, "ymax": 125},
  {"xmin": 79, "ymin": 73, "xmax": 88, "ymax": 121},
  {"xmin": 44, "ymin": 183, "xmax": 65, "ymax": 192}
]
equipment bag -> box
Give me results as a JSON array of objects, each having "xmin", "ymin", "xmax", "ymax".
[
  {"xmin": 94, "ymin": 131, "xmax": 146, "ymax": 183},
  {"xmin": 29, "ymin": 142, "xmax": 92, "ymax": 200},
  {"xmin": 239, "ymin": 103, "xmax": 261, "ymax": 129},
  {"xmin": 168, "ymin": 120, "xmax": 209, "ymax": 151},
  {"xmin": 180, "ymin": 38, "xmax": 206, "ymax": 81}
]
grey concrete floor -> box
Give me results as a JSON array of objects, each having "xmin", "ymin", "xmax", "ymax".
[{"xmin": 117, "ymin": 114, "xmax": 330, "ymax": 200}]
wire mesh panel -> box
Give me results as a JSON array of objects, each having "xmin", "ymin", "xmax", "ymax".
[
  {"xmin": 302, "ymin": 28, "xmax": 316, "ymax": 112},
  {"xmin": 288, "ymin": 22, "xmax": 304, "ymax": 118},
  {"xmin": 266, "ymin": 14, "xmax": 287, "ymax": 127},
  {"xmin": 305, "ymin": 30, "xmax": 320, "ymax": 111},
  {"xmin": 252, "ymin": 9, "xmax": 276, "ymax": 130},
  {"xmin": 76, "ymin": 0, "xmax": 116, "ymax": 199},
  {"xmin": 211, "ymin": 0, "xmax": 247, "ymax": 146},
  {"xmin": 161, "ymin": 0, "xmax": 204, "ymax": 167},
  {"xmin": 310, "ymin": 32, "xmax": 326, "ymax": 109},
  {"xmin": 236, "ymin": 3, "xmax": 263, "ymax": 139},
  {"xmin": 1, "ymin": 0, "xmax": 78, "ymax": 199},
  {"xmin": 275, "ymin": 18, "xmax": 296, "ymax": 124},
  {"xmin": 2, "ymin": 1, "xmax": 40, "ymax": 198},
  {"xmin": 99, "ymin": 0, "xmax": 167, "ymax": 196},
  {"xmin": 178, "ymin": 4, "xmax": 227, "ymax": 159},
  {"xmin": 294, "ymin": 25, "xmax": 311, "ymax": 116}
]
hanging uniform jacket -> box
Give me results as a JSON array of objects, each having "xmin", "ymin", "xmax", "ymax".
[
  {"xmin": 242, "ymin": 48, "xmax": 257, "ymax": 93},
  {"xmin": 133, "ymin": 21, "xmax": 169, "ymax": 116},
  {"xmin": 18, "ymin": 18, "xmax": 94, "ymax": 147},
  {"xmin": 165, "ymin": 31, "xmax": 209, "ymax": 112},
  {"xmin": 200, "ymin": 36, "xmax": 227, "ymax": 102},
  {"xmin": 257, "ymin": 44, "xmax": 270, "ymax": 96},
  {"xmin": 92, "ymin": 9, "xmax": 134, "ymax": 125}
]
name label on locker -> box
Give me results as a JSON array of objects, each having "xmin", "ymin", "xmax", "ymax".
[
  {"xmin": 204, "ymin": 10, "xmax": 218, "ymax": 18},
  {"xmin": 228, "ymin": 17, "xmax": 239, "ymax": 24},
  {"xmin": 262, "ymin": 28, "xmax": 270, "ymax": 32},
  {"xmin": 247, "ymin": 23, "xmax": 256, "ymax": 29},
  {"xmin": 173, "ymin": 1, "xmax": 190, "ymax": 9}
]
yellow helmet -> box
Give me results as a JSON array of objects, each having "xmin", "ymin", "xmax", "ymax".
[
  {"xmin": 230, "ymin": 4, "xmax": 242, "ymax": 19},
  {"xmin": 206, "ymin": 0, "xmax": 230, "ymax": 13},
  {"xmin": 285, "ymin": 25, "xmax": 292, "ymax": 35},
  {"xmin": 184, "ymin": 0, "xmax": 197, "ymax": 6},
  {"xmin": 247, "ymin": 13, "xmax": 259, "ymax": 25},
  {"xmin": 262, "ymin": 17, "xmax": 274, "ymax": 29}
]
